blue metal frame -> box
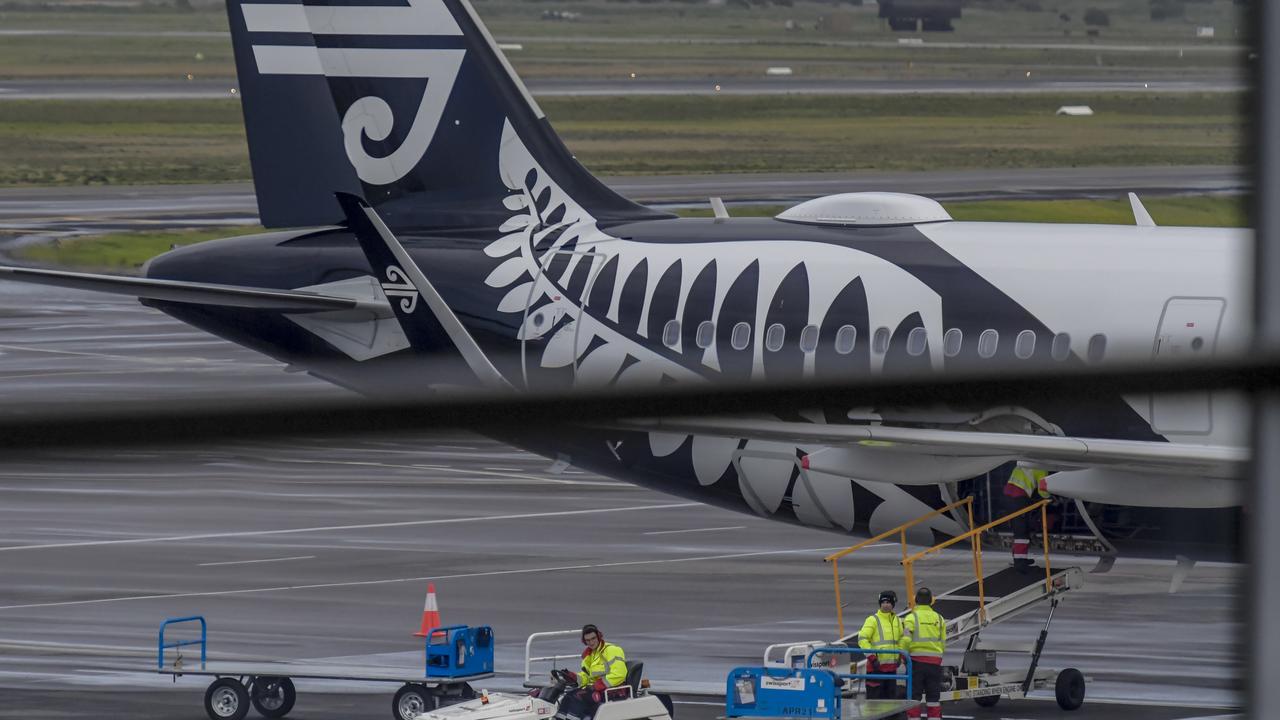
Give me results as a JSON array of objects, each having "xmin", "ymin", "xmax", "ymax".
[
  {"xmin": 424, "ymin": 624, "xmax": 494, "ymax": 678},
  {"xmin": 724, "ymin": 666, "xmax": 844, "ymax": 719},
  {"xmin": 805, "ymin": 646, "xmax": 913, "ymax": 700},
  {"xmin": 158, "ymin": 616, "xmax": 207, "ymax": 671}
]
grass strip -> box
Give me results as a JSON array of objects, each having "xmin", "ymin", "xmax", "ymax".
[
  {"xmin": 0, "ymin": 93, "xmax": 1243, "ymax": 186},
  {"xmin": 13, "ymin": 196, "xmax": 1245, "ymax": 272}
]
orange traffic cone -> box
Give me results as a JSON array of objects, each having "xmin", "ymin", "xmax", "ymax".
[{"xmin": 414, "ymin": 582, "xmax": 443, "ymax": 638}]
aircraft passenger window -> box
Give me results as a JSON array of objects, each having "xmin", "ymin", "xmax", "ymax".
[
  {"xmin": 1087, "ymin": 333, "xmax": 1107, "ymax": 363},
  {"xmin": 695, "ymin": 321, "xmax": 715, "ymax": 349},
  {"xmin": 835, "ymin": 325, "xmax": 857, "ymax": 355},
  {"xmin": 1014, "ymin": 330, "xmax": 1036, "ymax": 359},
  {"xmin": 872, "ymin": 327, "xmax": 890, "ymax": 354},
  {"xmin": 662, "ymin": 320, "xmax": 681, "ymax": 348},
  {"xmin": 1051, "ymin": 332, "xmax": 1072, "ymax": 361},
  {"xmin": 731, "ymin": 322, "xmax": 751, "ymax": 351},
  {"xmin": 943, "ymin": 328, "xmax": 962, "ymax": 357},
  {"xmin": 906, "ymin": 327, "xmax": 927, "ymax": 356},
  {"xmin": 978, "ymin": 329, "xmax": 999, "ymax": 359},
  {"xmin": 799, "ymin": 325, "xmax": 819, "ymax": 353},
  {"xmin": 765, "ymin": 323, "xmax": 786, "ymax": 352}
]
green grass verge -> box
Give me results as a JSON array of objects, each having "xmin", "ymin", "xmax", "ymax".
[
  {"xmin": 0, "ymin": 0, "xmax": 1246, "ymax": 44},
  {"xmin": 0, "ymin": 93, "xmax": 1243, "ymax": 186},
  {"xmin": 0, "ymin": 0, "xmax": 1246, "ymax": 81},
  {"xmin": 16, "ymin": 196, "xmax": 1245, "ymax": 272},
  {"xmin": 677, "ymin": 196, "xmax": 1247, "ymax": 226},
  {"xmin": 15, "ymin": 225, "xmax": 264, "ymax": 270}
]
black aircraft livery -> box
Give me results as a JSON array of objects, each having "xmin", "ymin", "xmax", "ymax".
[{"xmin": 0, "ymin": 0, "xmax": 1250, "ymax": 560}]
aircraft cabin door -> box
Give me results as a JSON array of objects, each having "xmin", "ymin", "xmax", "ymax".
[{"xmin": 1148, "ymin": 296, "xmax": 1226, "ymax": 435}]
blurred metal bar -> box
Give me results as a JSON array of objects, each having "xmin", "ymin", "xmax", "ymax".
[
  {"xmin": 0, "ymin": 356, "xmax": 1279, "ymax": 451},
  {"xmin": 1251, "ymin": 0, "xmax": 1277, "ymax": 715}
]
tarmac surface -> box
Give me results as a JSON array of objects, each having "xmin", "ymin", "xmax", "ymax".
[
  {"xmin": 0, "ymin": 284, "xmax": 1247, "ymax": 719},
  {"xmin": 0, "ymin": 77, "xmax": 1245, "ymax": 101}
]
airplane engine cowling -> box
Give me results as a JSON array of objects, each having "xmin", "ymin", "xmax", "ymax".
[
  {"xmin": 1048, "ymin": 468, "xmax": 1241, "ymax": 508},
  {"xmin": 801, "ymin": 446, "xmax": 1010, "ymax": 485}
]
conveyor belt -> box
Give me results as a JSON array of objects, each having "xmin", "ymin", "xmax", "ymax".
[
  {"xmin": 932, "ymin": 565, "xmax": 1049, "ymax": 619},
  {"xmin": 839, "ymin": 566, "xmax": 1083, "ymax": 647}
]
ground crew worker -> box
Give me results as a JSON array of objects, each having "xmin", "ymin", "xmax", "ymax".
[
  {"xmin": 858, "ymin": 590, "xmax": 904, "ymax": 700},
  {"xmin": 1004, "ymin": 464, "xmax": 1050, "ymax": 571},
  {"xmin": 901, "ymin": 587, "xmax": 946, "ymax": 720},
  {"xmin": 555, "ymin": 624, "xmax": 627, "ymax": 720}
]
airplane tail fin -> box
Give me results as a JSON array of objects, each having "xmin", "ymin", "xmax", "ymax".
[{"xmin": 225, "ymin": 0, "xmax": 667, "ymax": 229}]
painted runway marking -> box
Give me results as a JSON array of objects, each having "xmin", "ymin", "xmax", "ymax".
[
  {"xmin": 0, "ymin": 342, "xmax": 257, "ymax": 366},
  {"xmin": 266, "ymin": 457, "xmax": 621, "ymax": 486},
  {"xmin": 0, "ymin": 544, "xmax": 844, "ymax": 611},
  {"xmin": 643, "ymin": 526, "xmax": 745, "ymax": 535},
  {"xmin": 0, "ymin": 502, "xmax": 699, "ymax": 553},
  {"xmin": 198, "ymin": 555, "xmax": 316, "ymax": 567}
]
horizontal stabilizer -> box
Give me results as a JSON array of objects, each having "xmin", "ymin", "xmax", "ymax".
[
  {"xmin": 0, "ymin": 265, "xmax": 386, "ymax": 314},
  {"xmin": 335, "ymin": 192, "xmax": 513, "ymax": 390}
]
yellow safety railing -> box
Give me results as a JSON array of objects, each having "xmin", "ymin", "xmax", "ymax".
[
  {"xmin": 902, "ymin": 499, "xmax": 1052, "ymax": 614},
  {"xmin": 823, "ymin": 497, "xmax": 975, "ymax": 638},
  {"xmin": 824, "ymin": 497, "xmax": 1053, "ymax": 639}
]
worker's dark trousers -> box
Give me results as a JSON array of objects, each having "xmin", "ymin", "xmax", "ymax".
[
  {"xmin": 1004, "ymin": 493, "xmax": 1040, "ymax": 567},
  {"xmin": 906, "ymin": 661, "xmax": 942, "ymax": 720},
  {"xmin": 556, "ymin": 690, "xmax": 601, "ymax": 720},
  {"xmin": 866, "ymin": 663, "xmax": 898, "ymax": 699}
]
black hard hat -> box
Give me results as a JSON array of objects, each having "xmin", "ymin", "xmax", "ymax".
[
  {"xmin": 581, "ymin": 624, "xmax": 600, "ymax": 638},
  {"xmin": 915, "ymin": 587, "xmax": 934, "ymax": 606},
  {"xmin": 878, "ymin": 590, "xmax": 897, "ymax": 605}
]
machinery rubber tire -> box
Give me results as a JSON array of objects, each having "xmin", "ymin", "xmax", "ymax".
[
  {"xmin": 974, "ymin": 694, "xmax": 1000, "ymax": 708},
  {"xmin": 1055, "ymin": 668, "xmax": 1085, "ymax": 711},
  {"xmin": 204, "ymin": 678, "xmax": 250, "ymax": 720},
  {"xmin": 251, "ymin": 676, "xmax": 297, "ymax": 718},
  {"xmin": 394, "ymin": 684, "xmax": 434, "ymax": 720}
]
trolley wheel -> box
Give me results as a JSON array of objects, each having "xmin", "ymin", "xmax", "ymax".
[
  {"xmin": 394, "ymin": 683, "xmax": 434, "ymax": 720},
  {"xmin": 974, "ymin": 695, "xmax": 1000, "ymax": 708},
  {"xmin": 1055, "ymin": 668, "xmax": 1085, "ymax": 711},
  {"xmin": 251, "ymin": 676, "xmax": 297, "ymax": 718},
  {"xmin": 204, "ymin": 678, "xmax": 250, "ymax": 720}
]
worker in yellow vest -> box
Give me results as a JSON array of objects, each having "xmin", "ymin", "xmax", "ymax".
[
  {"xmin": 1004, "ymin": 465, "xmax": 1050, "ymax": 572},
  {"xmin": 900, "ymin": 587, "xmax": 946, "ymax": 720},
  {"xmin": 555, "ymin": 624, "xmax": 627, "ymax": 720},
  {"xmin": 858, "ymin": 590, "xmax": 904, "ymax": 700}
]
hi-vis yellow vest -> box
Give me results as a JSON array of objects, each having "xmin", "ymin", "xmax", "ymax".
[
  {"xmin": 901, "ymin": 605, "xmax": 946, "ymax": 660},
  {"xmin": 858, "ymin": 610, "xmax": 904, "ymax": 664},
  {"xmin": 580, "ymin": 643, "xmax": 627, "ymax": 688},
  {"xmin": 1008, "ymin": 467, "xmax": 1050, "ymax": 499}
]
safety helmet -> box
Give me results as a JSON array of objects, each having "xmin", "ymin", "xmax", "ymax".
[
  {"xmin": 915, "ymin": 587, "xmax": 933, "ymax": 606},
  {"xmin": 878, "ymin": 590, "xmax": 897, "ymax": 606}
]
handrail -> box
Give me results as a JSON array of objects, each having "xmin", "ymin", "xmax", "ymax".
[
  {"xmin": 803, "ymin": 646, "xmax": 913, "ymax": 702},
  {"xmin": 825, "ymin": 497, "xmax": 973, "ymax": 637},
  {"xmin": 157, "ymin": 615, "xmax": 206, "ymax": 671},
  {"xmin": 903, "ymin": 499, "xmax": 1052, "ymax": 613},
  {"xmin": 524, "ymin": 629, "xmax": 582, "ymax": 685}
]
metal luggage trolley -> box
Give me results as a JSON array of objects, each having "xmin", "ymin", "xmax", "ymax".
[{"xmin": 157, "ymin": 616, "xmax": 496, "ymax": 720}]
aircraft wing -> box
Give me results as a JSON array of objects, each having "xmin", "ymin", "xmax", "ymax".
[
  {"xmin": 621, "ymin": 416, "xmax": 1246, "ymax": 477},
  {"xmin": 0, "ymin": 265, "xmax": 388, "ymax": 314}
]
